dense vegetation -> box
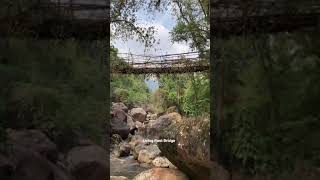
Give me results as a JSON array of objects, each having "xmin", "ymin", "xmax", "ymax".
[
  {"xmin": 0, "ymin": 39, "xmax": 107, "ymax": 150},
  {"xmin": 151, "ymin": 74, "xmax": 209, "ymax": 117},
  {"xmin": 218, "ymin": 33, "xmax": 320, "ymax": 173},
  {"xmin": 110, "ymin": 47, "xmax": 151, "ymax": 108}
]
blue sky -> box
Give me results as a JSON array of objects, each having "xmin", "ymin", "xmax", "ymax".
[{"xmin": 111, "ymin": 5, "xmax": 191, "ymax": 56}]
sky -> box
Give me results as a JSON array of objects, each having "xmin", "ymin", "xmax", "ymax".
[
  {"xmin": 111, "ymin": 5, "xmax": 191, "ymax": 56},
  {"xmin": 112, "ymin": 5, "xmax": 192, "ymax": 92}
]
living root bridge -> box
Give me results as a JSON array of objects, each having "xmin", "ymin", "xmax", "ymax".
[
  {"xmin": 112, "ymin": 65, "xmax": 209, "ymax": 74},
  {"xmin": 112, "ymin": 51, "xmax": 209, "ymax": 74}
]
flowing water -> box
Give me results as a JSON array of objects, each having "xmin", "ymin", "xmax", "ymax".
[{"xmin": 110, "ymin": 154, "xmax": 151, "ymax": 179}]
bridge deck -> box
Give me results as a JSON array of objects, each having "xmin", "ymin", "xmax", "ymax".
[
  {"xmin": 112, "ymin": 52, "xmax": 209, "ymax": 74},
  {"xmin": 212, "ymin": 0, "xmax": 320, "ymax": 36},
  {"xmin": 114, "ymin": 65, "xmax": 209, "ymax": 74},
  {"xmin": 1, "ymin": 0, "xmax": 319, "ymax": 39}
]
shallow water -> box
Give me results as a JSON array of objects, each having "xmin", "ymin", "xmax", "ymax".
[{"xmin": 110, "ymin": 154, "xmax": 151, "ymax": 179}]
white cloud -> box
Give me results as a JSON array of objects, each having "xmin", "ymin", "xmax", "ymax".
[{"xmin": 112, "ymin": 21, "xmax": 191, "ymax": 56}]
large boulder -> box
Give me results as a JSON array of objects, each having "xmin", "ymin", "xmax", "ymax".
[
  {"xmin": 126, "ymin": 115, "xmax": 137, "ymax": 134},
  {"xmin": 143, "ymin": 113, "xmax": 181, "ymax": 139},
  {"xmin": 133, "ymin": 144, "xmax": 147, "ymax": 160},
  {"xmin": 129, "ymin": 108, "xmax": 147, "ymax": 123},
  {"xmin": 112, "ymin": 102, "xmax": 128, "ymax": 113},
  {"xmin": 7, "ymin": 145, "xmax": 72, "ymax": 180},
  {"xmin": 157, "ymin": 118, "xmax": 227, "ymax": 180},
  {"xmin": 112, "ymin": 108, "xmax": 136, "ymax": 135},
  {"xmin": 66, "ymin": 145, "xmax": 107, "ymax": 180},
  {"xmin": 133, "ymin": 168, "xmax": 189, "ymax": 180},
  {"xmin": 137, "ymin": 145, "xmax": 161, "ymax": 164},
  {"xmin": 152, "ymin": 157, "xmax": 173, "ymax": 168},
  {"xmin": 112, "ymin": 109, "xmax": 127, "ymax": 123},
  {"xmin": 7, "ymin": 129, "xmax": 58, "ymax": 162},
  {"xmin": 111, "ymin": 117, "xmax": 130, "ymax": 139},
  {"xmin": 114, "ymin": 142, "xmax": 131, "ymax": 157}
]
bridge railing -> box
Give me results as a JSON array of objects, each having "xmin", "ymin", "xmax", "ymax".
[{"xmin": 115, "ymin": 52, "xmax": 208, "ymax": 69}]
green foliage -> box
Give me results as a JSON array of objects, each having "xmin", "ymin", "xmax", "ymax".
[
  {"xmin": 183, "ymin": 74, "xmax": 210, "ymax": 116},
  {"xmin": 170, "ymin": 0, "xmax": 209, "ymax": 51},
  {"xmin": 152, "ymin": 74, "xmax": 209, "ymax": 117},
  {"xmin": 111, "ymin": 74, "xmax": 150, "ymax": 107},
  {"xmin": 0, "ymin": 38, "xmax": 106, "ymax": 149},
  {"xmin": 219, "ymin": 32, "xmax": 320, "ymax": 173},
  {"xmin": 111, "ymin": 0, "xmax": 158, "ymax": 47},
  {"xmin": 110, "ymin": 47, "xmax": 150, "ymax": 107}
]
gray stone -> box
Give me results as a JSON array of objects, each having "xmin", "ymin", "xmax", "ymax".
[
  {"xmin": 152, "ymin": 157, "xmax": 172, "ymax": 168},
  {"xmin": 130, "ymin": 108, "xmax": 147, "ymax": 123},
  {"xmin": 7, "ymin": 129, "xmax": 58, "ymax": 162},
  {"xmin": 112, "ymin": 102, "xmax": 128, "ymax": 113},
  {"xmin": 114, "ymin": 143, "xmax": 131, "ymax": 157},
  {"xmin": 66, "ymin": 145, "xmax": 107, "ymax": 180}
]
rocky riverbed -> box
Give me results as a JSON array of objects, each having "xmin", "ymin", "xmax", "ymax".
[
  {"xmin": 110, "ymin": 102, "xmax": 214, "ymax": 180},
  {"xmin": 0, "ymin": 129, "xmax": 108, "ymax": 180}
]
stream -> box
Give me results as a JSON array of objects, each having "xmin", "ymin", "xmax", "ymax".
[{"xmin": 110, "ymin": 154, "xmax": 151, "ymax": 179}]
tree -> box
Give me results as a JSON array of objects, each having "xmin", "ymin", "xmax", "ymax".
[{"xmin": 170, "ymin": 0, "xmax": 209, "ymax": 52}]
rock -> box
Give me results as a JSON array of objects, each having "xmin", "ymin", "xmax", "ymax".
[
  {"xmin": 130, "ymin": 108, "xmax": 147, "ymax": 123},
  {"xmin": 112, "ymin": 102, "xmax": 128, "ymax": 113},
  {"xmin": 66, "ymin": 145, "xmax": 107, "ymax": 180},
  {"xmin": 135, "ymin": 121, "xmax": 145, "ymax": 131},
  {"xmin": 144, "ymin": 113, "xmax": 181, "ymax": 139},
  {"xmin": 111, "ymin": 117, "xmax": 130, "ymax": 139},
  {"xmin": 114, "ymin": 143, "xmax": 131, "ymax": 157},
  {"xmin": 133, "ymin": 168, "xmax": 189, "ymax": 180},
  {"xmin": 127, "ymin": 115, "xmax": 137, "ymax": 134},
  {"xmin": 137, "ymin": 145, "xmax": 161, "ymax": 164},
  {"xmin": 0, "ymin": 154, "xmax": 14, "ymax": 179},
  {"xmin": 111, "ymin": 108, "xmax": 137, "ymax": 137},
  {"xmin": 148, "ymin": 114, "xmax": 158, "ymax": 121},
  {"xmin": 77, "ymin": 136, "xmax": 95, "ymax": 146},
  {"xmin": 127, "ymin": 133, "xmax": 134, "ymax": 142},
  {"xmin": 145, "ymin": 144, "xmax": 161, "ymax": 157},
  {"xmin": 157, "ymin": 118, "xmax": 216, "ymax": 180},
  {"xmin": 169, "ymin": 163, "xmax": 177, "ymax": 169},
  {"xmin": 130, "ymin": 135, "xmax": 150, "ymax": 159},
  {"xmin": 111, "ymin": 134, "xmax": 123, "ymax": 145},
  {"xmin": 133, "ymin": 144, "xmax": 147, "ymax": 160},
  {"xmin": 138, "ymin": 150, "xmax": 154, "ymax": 164},
  {"xmin": 7, "ymin": 129, "xmax": 58, "ymax": 162},
  {"xmin": 8, "ymin": 145, "xmax": 72, "ymax": 180},
  {"xmin": 112, "ymin": 109, "xmax": 127, "ymax": 123},
  {"xmin": 129, "ymin": 135, "xmax": 144, "ymax": 149},
  {"xmin": 110, "ymin": 176, "xmax": 128, "ymax": 180},
  {"xmin": 152, "ymin": 157, "xmax": 172, "ymax": 168}
]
